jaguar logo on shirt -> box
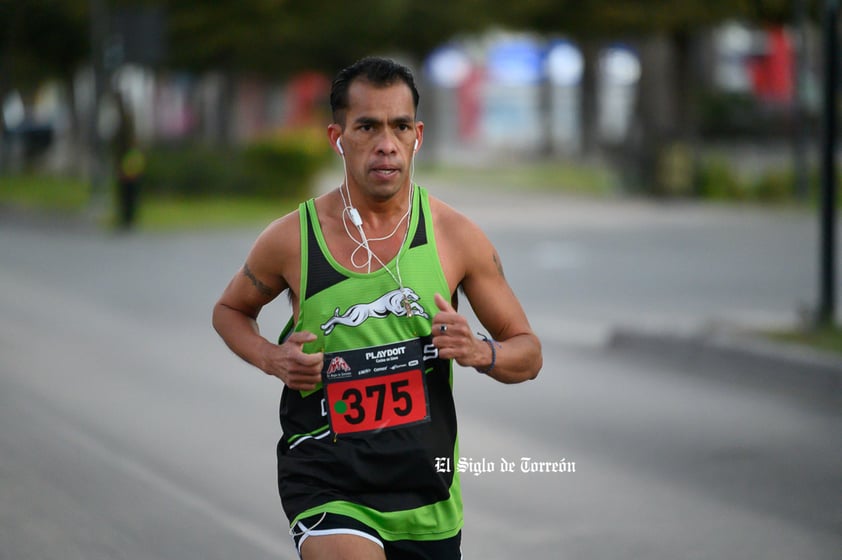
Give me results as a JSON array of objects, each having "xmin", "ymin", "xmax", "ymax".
[{"xmin": 320, "ymin": 288, "xmax": 428, "ymax": 335}]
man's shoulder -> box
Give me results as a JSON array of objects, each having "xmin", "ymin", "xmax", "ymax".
[
  {"xmin": 258, "ymin": 190, "xmax": 334, "ymax": 249},
  {"xmin": 263, "ymin": 204, "xmax": 303, "ymax": 237},
  {"xmin": 426, "ymin": 190, "xmax": 484, "ymax": 239},
  {"xmin": 251, "ymin": 203, "xmax": 305, "ymax": 261},
  {"xmin": 426, "ymin": 190, "xmax": 465, "ymax": 222}
]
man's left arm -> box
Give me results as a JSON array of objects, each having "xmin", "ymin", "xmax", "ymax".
[{"xmin": 431, "ymin": 223, "xmax": 542, "ymax": 384}]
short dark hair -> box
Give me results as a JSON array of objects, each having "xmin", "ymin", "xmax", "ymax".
[{"xmin": 330, "ymin": 57, "xmax": 420, "ymax": 125}]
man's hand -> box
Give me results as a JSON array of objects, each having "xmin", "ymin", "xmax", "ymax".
[
  {"xmin": 431, "ymin": 293, "xmax": 490, "ymax": 371},
  {"xmin": 263, "ymin": 331, "xmax": 323, "ymax": 391}
]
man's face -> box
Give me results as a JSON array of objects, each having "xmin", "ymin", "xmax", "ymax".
[{"xmin": 334, "ymin": 79, "xmax": 423, "ymax": 202}]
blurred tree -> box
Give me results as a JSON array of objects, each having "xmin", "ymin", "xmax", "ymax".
[
  {"xmin": 2, "ymin": 0, "xmax": 495, "ymax": 153},
  {"xmin": 155, "ymin": 0, "xmax": 492, "ymax": 143},
  {"xmin": 0, "ymin": 0, "xmax": 88, "ymax": 91},
  {"xmin": 501, "ymin": 0, "xmax": 797, "ymax": 192},
  {"xmin": 0, "ymin": 0, "xmax": 808, "ymax": 175},
  {"xmin": 161, "ymin": 0, "xmax": 492, "ymax": 76},
  {"xmin": 0, "ymin": 0, "xmax": 88, "ymax": 170}
]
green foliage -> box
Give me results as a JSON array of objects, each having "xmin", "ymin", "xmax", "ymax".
[
  {"xmin": 504, "ymin": 0, "xmax": 797, "ymax": 37},
  {"xmin": 143, "ymin": 145, "xmax": 238, "ymax": 198},
  {"xmin": 241, "ymin": 128, "xmax": 332, "ymax": 196},
  {"xmin": 0, "ymin": 0, "xmax": 88, "ymax": 88},
  {"xmin": 0, "ymin": 0, "xmax": 813, "ymax": 89},
  {"xmin": 696, "ymin": 157, "xmax": 750, "ymax": 200},
  {"xmin": 142, "ymin": 128, "xmax": 332, "ymax": 199},
  {"xmin": 163, "ymin": 0, "xmax": 492, "ymax": 77},
  {"xmin": 695, "ymin": 158, "xmax": 810, "ymax": 203},
  {"xmin": 754, "ymin": 168, "xmax": 795, "ymax": 202}
]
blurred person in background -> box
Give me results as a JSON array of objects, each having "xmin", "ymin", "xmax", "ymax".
[
  {"xmin": 213, "ymin": 56, "xmax": 541, "ymax": 560},
  {"xmin": 113, "ymin": 92, "xmax": 144, "ymax": 230}
]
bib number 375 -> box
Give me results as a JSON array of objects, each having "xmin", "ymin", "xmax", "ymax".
[
  {"xmin": 327, "ymin": 369, "xmax": 427, "ymax": 434},
  {"xmin": 322, "ymin": 340, "xmax": 430, "ymax": 436}
]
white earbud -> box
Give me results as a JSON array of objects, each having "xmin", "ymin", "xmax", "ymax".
[
  {"xmin": 413, "ymin": 138, "xmax": 419, "ymax": 153},
  {"xmin": 337, "ymin": 138, "xmax": 344, "ymax": 156}
]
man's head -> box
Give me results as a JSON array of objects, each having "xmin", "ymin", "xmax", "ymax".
[{"xmin": 330, "ymin": 57, "xmax": 420, "ymax": 126}]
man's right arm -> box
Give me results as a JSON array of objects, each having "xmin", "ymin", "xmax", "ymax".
[{"xmin": 212, "ymin": 216, "xmax": 323, "ymax": 390}]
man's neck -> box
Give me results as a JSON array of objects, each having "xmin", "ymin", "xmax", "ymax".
[{"xmin": 339, "ymin": 183, "xmax": 413, "ymax": 233}]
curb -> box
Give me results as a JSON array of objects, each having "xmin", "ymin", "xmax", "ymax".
[{"xmin": 608, "ymin": 325, "xmax": 842, "ymax": 405}]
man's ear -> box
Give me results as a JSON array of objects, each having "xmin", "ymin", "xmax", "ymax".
[
  {"xmin": 327, "ymin": 124, "xmax": 343, "ymax": 156},
  {"xmin": 414, "ymin": 121, "xmax": 424, "ymax": 153}
]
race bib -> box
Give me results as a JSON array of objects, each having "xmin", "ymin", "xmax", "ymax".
[{"xmin": 322, "ymin": 339, "xmax": 430, "ymax": 436}]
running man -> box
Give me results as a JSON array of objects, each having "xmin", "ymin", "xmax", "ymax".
[{"xmin": 213, "ymin": 56, "xmax": 542, "ymax": 560}]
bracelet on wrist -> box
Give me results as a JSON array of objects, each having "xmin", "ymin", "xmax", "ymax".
[{"xmin": 477, "ymin": 332, "xmax": 499, "ymax": 375}]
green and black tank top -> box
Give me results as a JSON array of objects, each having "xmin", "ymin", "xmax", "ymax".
[{"xmin": 276, "ymin": 185, "xmax": 463, "ymax": 542}]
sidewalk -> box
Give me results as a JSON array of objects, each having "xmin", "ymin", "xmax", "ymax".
[{"xmin": 609, "ymin": 322, "xmax": 842, "ymax": 405}]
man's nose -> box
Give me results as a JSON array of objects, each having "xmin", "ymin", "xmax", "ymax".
[{"xmin": 374, "ymin": 131, "xmax": 399, "ymax": 154}]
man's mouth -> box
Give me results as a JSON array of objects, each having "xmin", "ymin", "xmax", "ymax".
[{"xmin": 370, "ymin": 165, "xmax": 400, "ymax": 178}]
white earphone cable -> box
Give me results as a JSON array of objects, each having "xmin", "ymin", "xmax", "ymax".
[{"xmin": 338, "ymin": 142, "xmax": 415, "ymax": 276}]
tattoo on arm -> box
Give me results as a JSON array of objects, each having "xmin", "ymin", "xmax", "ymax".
[
  {"xmin": 242, "ymin": 263, "xmax": 273, "ymax": 297},
  {"xmin": 493, "ymin": 252, "xmax": 505, "ymax": 278}
]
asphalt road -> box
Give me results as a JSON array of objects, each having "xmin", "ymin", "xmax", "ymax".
[{"xmin": 1, "ymin": 189, "xmax": 840, "ymax": 559}]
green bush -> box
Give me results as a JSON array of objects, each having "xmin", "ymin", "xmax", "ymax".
[
  {"xmin": 696, "ymin": 159, "xmax": 813, "ymax": 204},
  {"xmin": 753, "ymin": 169, "xmax": 795, "ymax": 202},
  {"xmin": 143, "ymin": 145, "xmax": 242, "ymax": 197},
  {"xmin": 242, "ymin": 127, "xmax": 332, "ymax": 198},
  {"xmin": 696, "ymin": 157, "xmax": 750, "ymax": 200},
  {"xmin": 143, "ymin": 128, "xmax": 332, "ymax": 199}
]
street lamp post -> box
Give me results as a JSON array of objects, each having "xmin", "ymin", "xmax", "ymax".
[{"xmin": 818, "ymin": 0, "xmax": 839, "ymax": 327}]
